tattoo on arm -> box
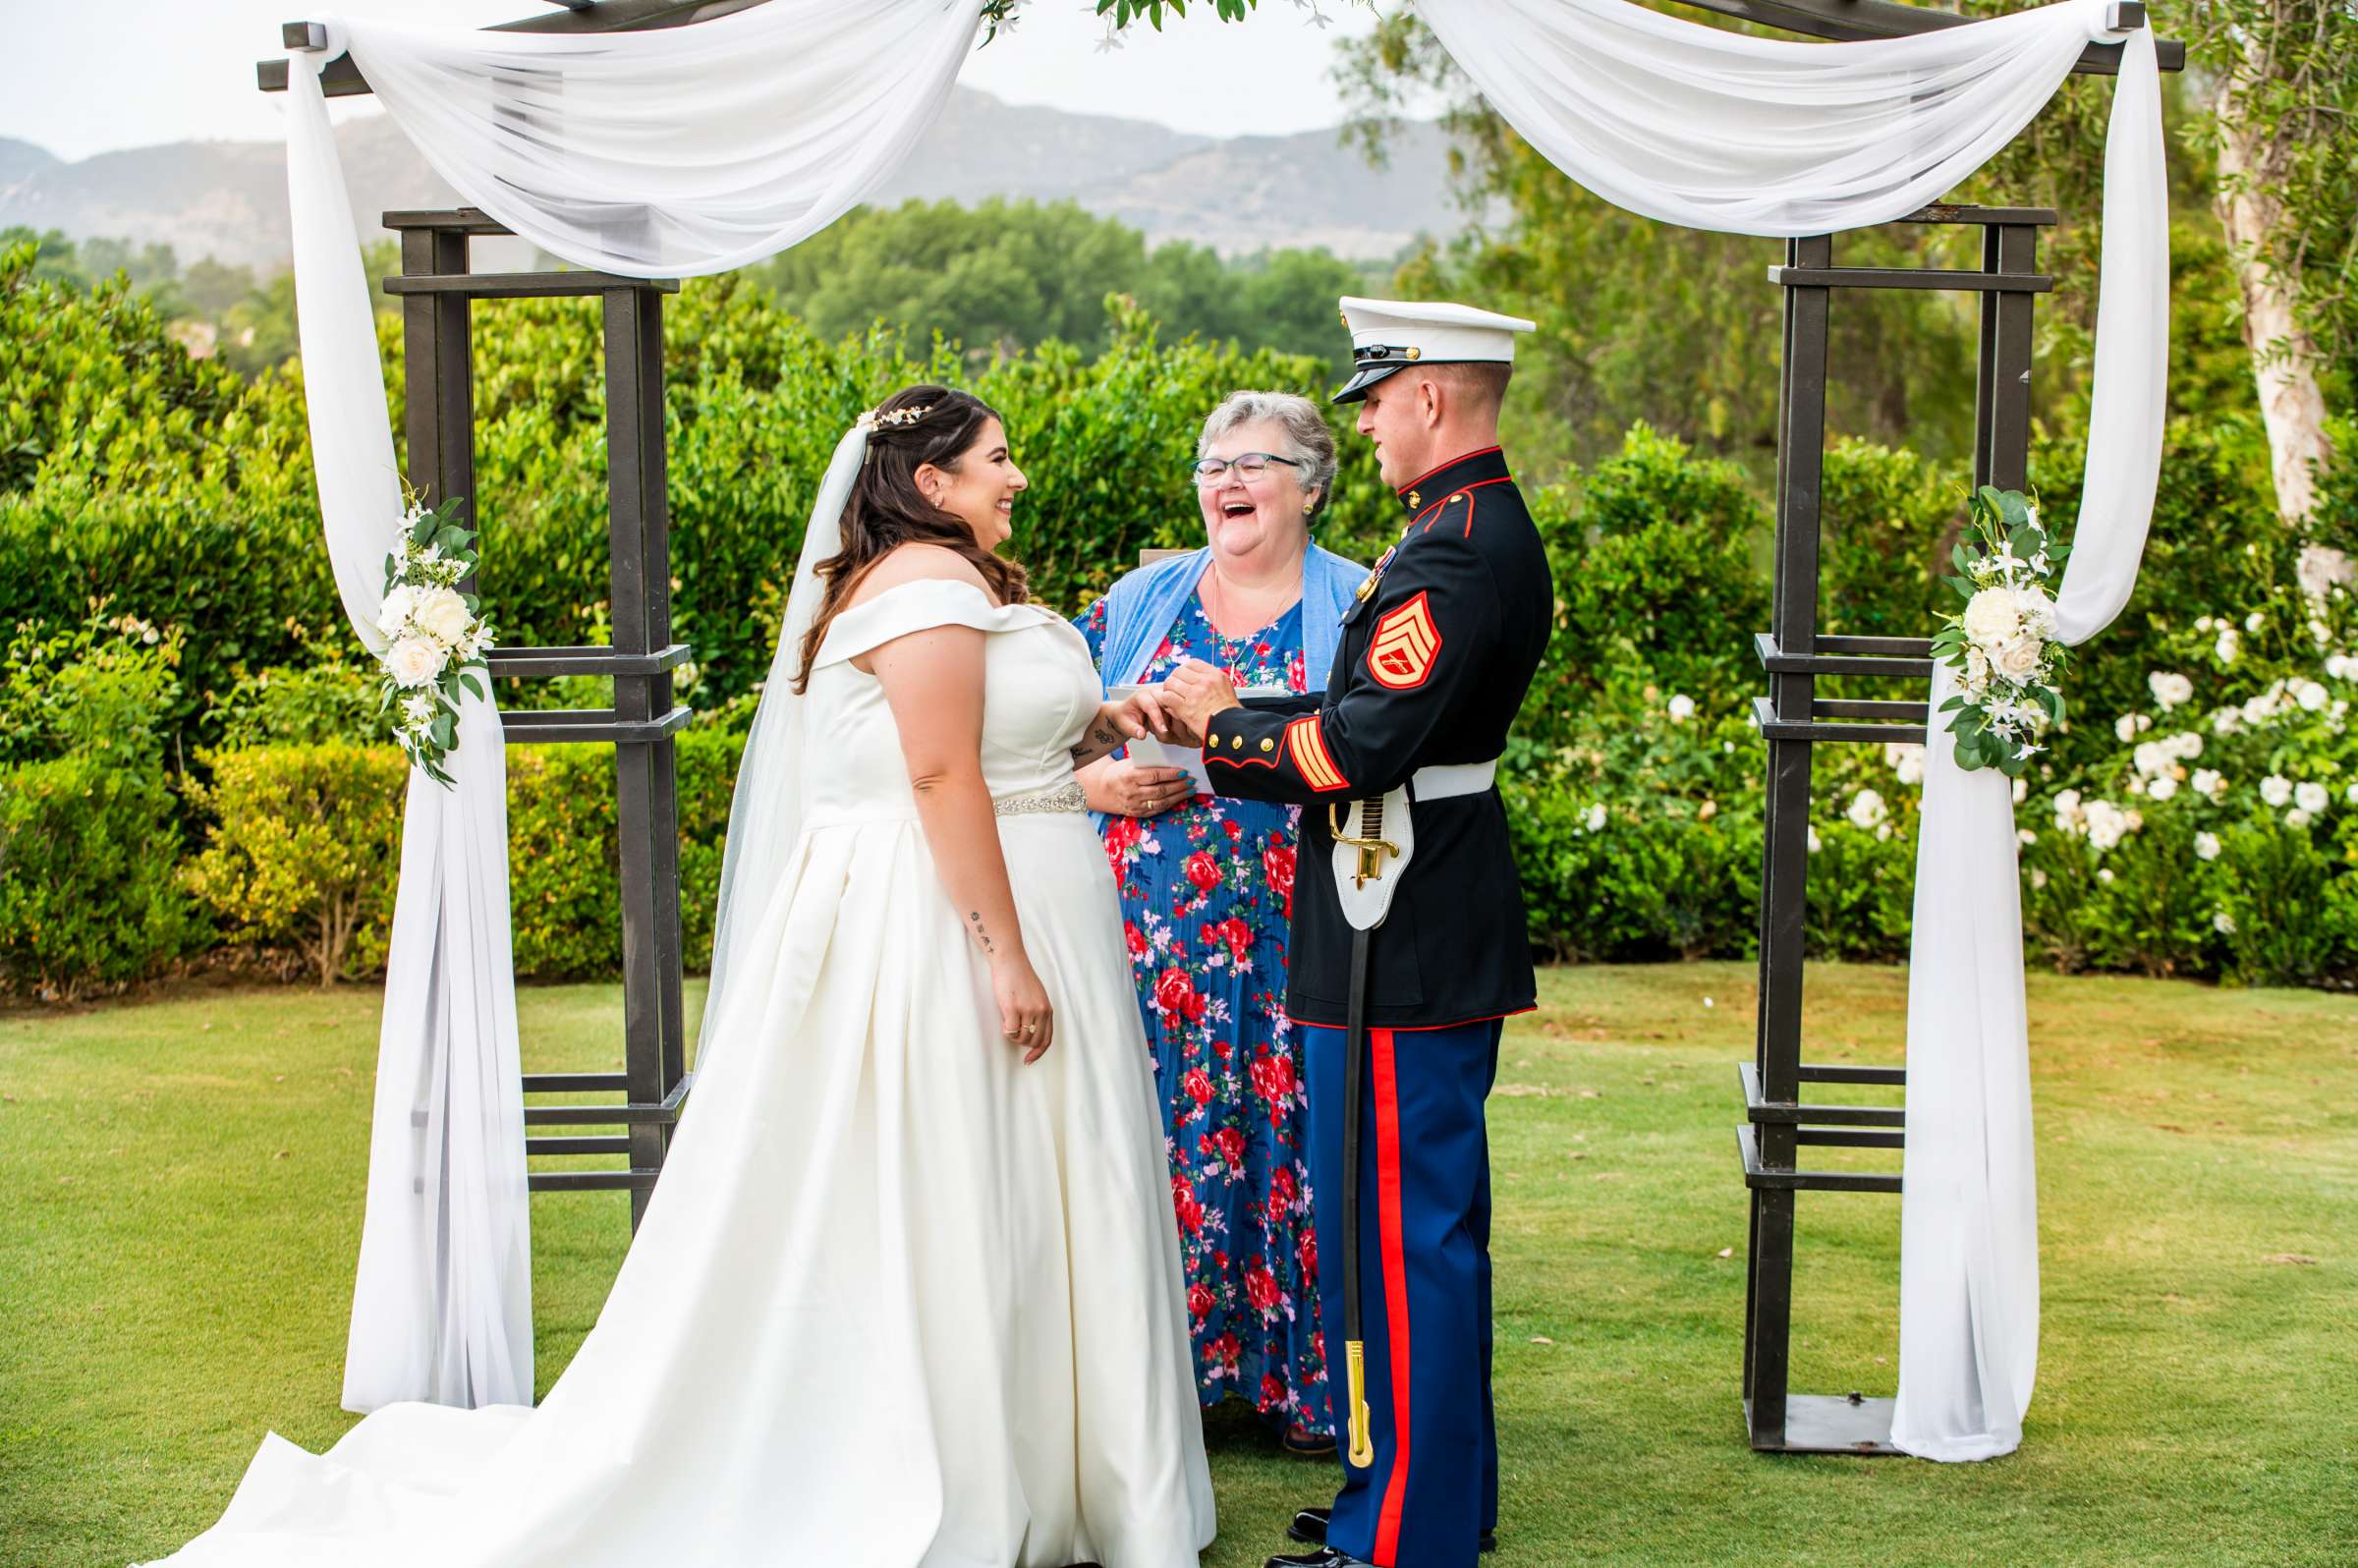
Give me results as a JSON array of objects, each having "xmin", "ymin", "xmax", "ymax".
[
  {"xmin": 1070, "ymin": 718, "xmax": 1127, "ymax": 766},
  {"xmin": 968, "ymin": 910, "xmax": 995, "ymax": 956}
]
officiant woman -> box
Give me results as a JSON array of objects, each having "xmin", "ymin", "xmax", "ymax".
[{"xmin": 1074, "ymin": 390, "xmax": 1362, "ymax": 1452}]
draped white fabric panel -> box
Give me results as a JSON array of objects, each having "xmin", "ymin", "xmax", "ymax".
[
  {"xmin": 1892, "ymin": 28, "xmax": 2167, "ymax": 1461},
  {"xmin": 1419, "ymin": 0, "xmax": 2133, "ymax": 238},
  {"xmin": 1419, "ymin": 0, "xmax": 2167, "ymax": 1461},
  {"xmin": 335, "ymin": 0, "xmax": 982, "ymax": 278},
  {"xmin": 285, "ymin": 56, "xmax": 533, "ymax": 1414}
]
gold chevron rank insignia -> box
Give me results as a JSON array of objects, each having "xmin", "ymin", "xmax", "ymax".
[
  {"xmin": 1285, "ymin": 715, "xmax": 1350, "ymax": 793},
  {"xmin": 1367, "ymin": 590, "xmax": 1441, "ymax": 691}
]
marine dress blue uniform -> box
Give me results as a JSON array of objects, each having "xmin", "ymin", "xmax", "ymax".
[{"xmin": 1200, "ymin": 441, "xmax": 1552, "ymax": 1568}]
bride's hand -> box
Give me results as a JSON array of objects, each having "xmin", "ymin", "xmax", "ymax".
[
  {"xmin": 1084, "ymin": 760, "xmax": 1196, "ymax": 818},
  {"xmin": 994, "ymin": 954, "xmax": 1054, "ymax": 1063},
  {"xmin": 1120, "ymin": 686, "xmax": 1203, "ymax": 750}
]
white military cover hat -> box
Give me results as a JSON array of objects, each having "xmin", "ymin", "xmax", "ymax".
[{"xmin": 1332, "ymin": 296, "xmax": 1538, "ymax": 404}]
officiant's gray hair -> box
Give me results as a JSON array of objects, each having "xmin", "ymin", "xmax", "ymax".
[{"xmin": 1198, "ymin": 391, "xmax": 1337, "ymax": 514}]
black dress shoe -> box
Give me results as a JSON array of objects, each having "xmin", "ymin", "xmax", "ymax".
[
  {"xmin": 1264, "ymin": 1550, "xmax": 1374, "ymax": 1568},
  {"xmin": 1287, "ymin": 1506, "xmax": 1498, "ymax": 1553}
]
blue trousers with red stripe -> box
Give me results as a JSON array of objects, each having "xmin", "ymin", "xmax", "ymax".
[{"xmin": 1302, "ymin": 1018, "xmax": 1501, "ymax": 1568}]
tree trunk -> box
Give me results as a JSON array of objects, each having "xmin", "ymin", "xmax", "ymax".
[{"xmin": 2215, "ymin": 42, "xmax": 2337, "ymax": 535}]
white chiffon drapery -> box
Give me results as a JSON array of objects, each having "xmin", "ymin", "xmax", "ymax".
[
  {"xmin": 327, "ymin": 0, "xmax": 982, "ymax": 278},
  {"xmin": 282, "ymin": 0, "xmax": 2168, "ymax": 1456},
  {"xmin": 286, "ymin": 54, "xmax": 533, "ymax": 1414},
  {"xmin": 1891, "ymin": 28, "xmax": 2167, "ymax": 1461}
]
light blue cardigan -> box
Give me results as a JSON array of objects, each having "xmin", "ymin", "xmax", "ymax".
[{"xmin": 1093, "ymin": 540, "xmax": 1365, "ymax": 693}]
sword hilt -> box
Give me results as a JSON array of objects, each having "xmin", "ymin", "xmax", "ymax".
[{"xmin": 1345, "ymin": 1339, "xmax": 1376, "ymax": 1467}]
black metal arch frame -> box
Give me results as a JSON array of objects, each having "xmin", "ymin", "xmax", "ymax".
[{"xmin": 258, "ymin": 0, "xmax": 2183, "ymax": 1447}]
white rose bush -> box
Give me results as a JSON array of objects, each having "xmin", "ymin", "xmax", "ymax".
[
  {"xmin": 1929, "ymin": 486, "xmax": 2068, "ymax": 777},
  {"xmin": 373, "ymin": 495, "xmax": 495, "ymax": 788}
]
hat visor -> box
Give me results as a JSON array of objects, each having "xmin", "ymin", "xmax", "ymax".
[{"xmin": 1329, "ymin": 362, "xmax": 1408, "ymax": 405}]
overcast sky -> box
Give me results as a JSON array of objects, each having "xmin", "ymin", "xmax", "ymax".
[{"xmin": 0, "ymin": 0, "xmax": 1386, "ymax": 163}]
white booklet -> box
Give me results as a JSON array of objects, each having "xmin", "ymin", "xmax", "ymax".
[{"xmin": 1110, "ymin": 683, "xmax": 1293, "ymax": 797}]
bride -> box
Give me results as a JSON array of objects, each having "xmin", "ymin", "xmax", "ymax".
[{"xmin": 146, "ymin": 385, "xmax": 1217, "ymax": 1567}]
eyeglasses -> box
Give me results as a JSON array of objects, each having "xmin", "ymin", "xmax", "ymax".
[{"xmin": 1189, "ymin": 452, "xmax": 1306, "ymax": 487}]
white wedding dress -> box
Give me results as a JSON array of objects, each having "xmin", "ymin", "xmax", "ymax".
[{"xmin": 149, "ymin": 577, "xmax": 1216, "ymax": 1568}]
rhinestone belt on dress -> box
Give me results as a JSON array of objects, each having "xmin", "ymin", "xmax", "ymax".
[{"xmin": 992, "ymin": 781, "xmax": 1088, "ymax": 816}]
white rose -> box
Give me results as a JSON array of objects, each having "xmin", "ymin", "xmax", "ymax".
[
  {"xmin": 2216, "ymin": 629, "xmax": 2240, "ymax": 663},
  {"xmin": 2012, "ymin": 776, "xmax": 2028, "ymax": 805},
  {"xmin": 1666, "ymin": 694, "xmax": 1695, "ymax": 722},
  {"xmin": 2147, "ymin": 671, "xmax": 2194, "ymax": 709},
  {"xmin": 2293, "ymin": 781, "xmax": 2329, "ymax": 814},
  {"xmin": 2311, "ymin": 619, "xmax": 2332, "ymax": 647},
  {"xmin": 2245, "ymin": 611, "xmax": 2266, "ymax": 633},
  {"xmin": 1995, "ymin": 635, "xmax": 2044, "ymax": 681},
  {"xmin": 2214, "ymin": 911, "xmax": 2236, "ymax": 934},
  {"xmin": 1886, "ymin": 743, "xmax": 1926, "ymax": 786},
  {"xmin": 2098, "ymin": 868, "xmax": 2115, "ymax": 883},
  {"xmin": 2326, "ymin": 653, "xmax": 2357, "ymax": 682},
  {"xmin": 2192, "ymin": 768, "xmax": 2223, "ymax": 799},
  {"xmin": 2053, "ymin": 788, "xmax": 2086, "ymax": 834},
  {"xmin": 2195, "ymin": 616, "xmax": 2215, "ymax": 633},
  {"xmin": 2166, "ymin": 731, "xmax": 2203, "ymax": 760},
  {"xmin": 377, "ymin": 585, "xmax": 422, "ymax": 641},
  {"xmin": 1847, "ymin": 789, "xmax": 1887, "ymax": 830},
  {"xmin": 2132, "ymin": 742, "xmax": 2163, "ymax": 777},
  {"xmin": 2084, "ymin": 799, "xmax": 2130, "ymax": 851},
  {"xmin": 2114, "ymin": 714, "xmax": 2139, "ymax": 744},
  {"xmin": 1583, "ymin": 803, "xmax": 1607, "ymax": 833},
  {"xmin": 1962, "ymin": 587, "xmax": 2021, "ymax": 650},
  {"xmin": 384, "ymin": 636, "xmax": 446, "ymax": 690},
  {"xmin": 416, "ymin": 587, "xmax": 473, "ymax": 647},
  {"xmin": 2030, "ymin": 868, "xmax": 2049, "ymax": 889},
  {"xmin": 2195, "ymin": 831, "xmax": 2221, "ymax": 862},
  {"xmin": 2348, "ymin": 782, "xmax": 2358, "ymax": 806},
  {"xmin": 2259, "ymin": 774, "xmax": 2293, "ymax": 808},
  {"xmin": 2017, "ymin": 828, "xmax": 2038, "ymax": 846},
  {"xmin": 1807, "ymin": 827, "xmax": 1823, "ymax": 854},
  {"xmin": 2295, "ymin": 680, "xmax": 2329, "ymax": 712},
  {"xmin": 2212, "ymin": 706, "xmax": 2242, "ymax": 736},
  {"xmin": 2148, "ymin": 775, "xmax": 2179, "ymax": 802},
  {"xmin": 2286, "ymin": 808, "xmax": 2313, "ymax": 828}
]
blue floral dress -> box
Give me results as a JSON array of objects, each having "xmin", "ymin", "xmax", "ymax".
[{"xmin": 1075, "ymin": 588, "xmax": 1332, "ymax": 1442}]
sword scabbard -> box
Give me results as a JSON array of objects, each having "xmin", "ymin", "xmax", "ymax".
[{"xmin": 1345, "ymin": 1338, "xmax": 1375, "ymax": 1468}]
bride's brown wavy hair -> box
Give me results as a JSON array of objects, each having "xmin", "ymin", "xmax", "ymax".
[{"xmin": 793, "ymin": 385, "xmax": 1031, "ymax": 692}]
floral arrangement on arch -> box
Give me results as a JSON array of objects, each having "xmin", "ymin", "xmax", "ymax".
[
  {"xmin": 1929, "ymin": 486, "xmax": 2070, "ymax": 777},
  {"xmin": 374, "ymin": 493, "xmax": 494, "ymax": 788}
]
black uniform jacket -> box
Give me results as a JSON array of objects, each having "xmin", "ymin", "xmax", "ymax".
[{"xmin": 1201, "ymin": 446, "xmax": 1553, "ymax": 1030}]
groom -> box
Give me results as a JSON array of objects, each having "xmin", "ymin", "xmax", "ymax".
[{"xmin": 1157, "ymin": 298, "xmax": 1552, "ymax": 1568}]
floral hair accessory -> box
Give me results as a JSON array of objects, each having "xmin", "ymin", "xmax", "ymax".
[{"xmin": 855, "ymin": 403, "xmax": 932, "ymax": 434}]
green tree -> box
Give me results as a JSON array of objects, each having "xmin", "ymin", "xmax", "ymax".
[{"xmin": 748, "ymin": 197, "xmax": 1370, "ymax": 380}]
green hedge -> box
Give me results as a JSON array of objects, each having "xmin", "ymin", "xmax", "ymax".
[
  {"xmin": 0, "ymin": 756, "xmax": 198, "ymax": 998},
  {"xmin": 173, "ymin": 730, "xmax": 747, "ymax": 985}
]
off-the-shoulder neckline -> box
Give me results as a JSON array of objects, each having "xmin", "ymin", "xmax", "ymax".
[{"xmin": 836, "ymin": 575, "xmax": 1008, "ymax": 617}]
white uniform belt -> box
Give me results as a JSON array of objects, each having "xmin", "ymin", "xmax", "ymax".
[{"xmin": 1408, "ymin": 759, "xmax": 1497, "ymax": 801}]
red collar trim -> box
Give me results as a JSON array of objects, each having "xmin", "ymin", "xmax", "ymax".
[{"xmin": 1393, "ymin": 445, "xmax": 1503, "ymax": 500}]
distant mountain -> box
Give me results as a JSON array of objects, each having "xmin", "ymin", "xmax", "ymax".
[{"xmin": 0, "ymin": 88, "xmax": 1487, "ymax": 272}]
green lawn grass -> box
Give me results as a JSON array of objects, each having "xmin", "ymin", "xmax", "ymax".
[{"xmin": 2, "ymin": 964, "xmax": 2353, "ymax": 1567}]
